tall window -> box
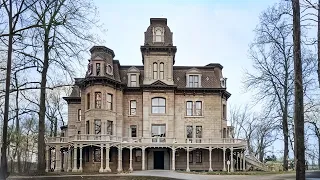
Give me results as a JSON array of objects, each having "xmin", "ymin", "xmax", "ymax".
[
  {"xmin": 86, "ymin": 120, "xmax": 90, "ymax": 134},
  {"xmin": 153, "ymin": 63, "xmax": 158, "ymax": 79},
  {"xmin": 186, "ymin": 101, "xmax": 193, "ymax": 116},
  {"xmin": 189, "ymin": 152, "xmax": 193, "ymax": 163},
  {"xmin": 223, "ymin": 104, "xmax": 226, "ymax": 120},
  {"xmin": 195, "ymin": 101, "xmax": 202, "ymax": 116},
  {"xmin": 130, "ymin": 74, "xmax": 137, "ymax": 87},
  {"xmin": 155, "ymin": 29, "xmax": 162, "ymax": 42},
  {"xmin": 186, "ymin": 126, "xmax": 193, "ymax": 139},
  {"xmin": 94, "ymin": 147, "xmax": 101, "ymax": 162},
  {"xmin": 195, "ymin": 150, "xmax": 202, "ymax": 163},
  {"xmin": 107, "ymin": 93, "xmax": 113, "ymax": 110},
  {"xmin": 87, "ymin": 93, "xmax": 90, "ymax": 110},
  {"xmin": 151, "ymin": 124, "xmax": 166, "ymax": 142},
  {"xmin": 196, "ymin": 126, "xmax": 202, "ymax": 143},
  {"xmin": 189, "ymin": 75, "xmax": 199, "ymax": 87},
  {"xmin": 130, "ymin": 125, "xmax": 137, "ymax": 137},
  {"xmin": 186, "ymin": 101, "xmax": 202, "ymax": 116},
  {"xmin": 130, "ymin": 100, "xmax": 137, "ymax": 115},
  {"xmin": 77, "ymin": 109, "xmax": 81, "ymax": 121},
  {"xmin": 151, "ymin": 97, "xmax": 166, "ymax": 114},
  {"xmin": 159, "ymin": 63, "xmax": 164, "ymax": 79},
  {"xmin": 107, "ymin": 120, "xmax": 113, "ymax": 135},
  {"xmin": 95, "ymin": 92, "xmax": 101, "ymax": 109},
  {"xmin": 96, "ymin": 63, "xmax": 101, "ymax": 76},
  {"xmin": 94, "ymin": 119, "xmax": 101, "ymax": 134}
]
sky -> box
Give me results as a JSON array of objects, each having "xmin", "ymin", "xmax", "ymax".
[{"xmin": 92, "ymin": 0, "xmax": 278, "ymax": 108}]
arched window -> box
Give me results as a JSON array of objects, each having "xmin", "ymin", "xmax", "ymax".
[
  {"xmin": 153, "ymin": 62, "xmax": 158, "ymax": 79},
  {"xmin": 155, "ymin": 29, "xmax": 162, "ymax": 42},
  {"xmin": 151, "ymin": 97, "xmax": 166, "ymax": 114},
  {"xmin": 159, "ymin": 62, "xmax": 164, "ymax": 79}
]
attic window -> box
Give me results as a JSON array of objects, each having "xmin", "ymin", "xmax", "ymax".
[
  {"xmin": 220, "ymin": 78, "xmax": 226, "ymax": 88},
  {"xmin": 106, "ymin": 64, "xmax": 113, "ymax": 75},
  {"xmin": 154, "ymin": 27, "xmax": 163, "ymax": 42}
]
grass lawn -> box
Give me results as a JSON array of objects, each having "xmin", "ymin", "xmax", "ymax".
[
  {"xmin": 177, "ymin": 170, "xmax": 296, "ymax": 175},
  {"xmin": 8, "ymin": 176, "xmax": 182, "ymax": 180}
]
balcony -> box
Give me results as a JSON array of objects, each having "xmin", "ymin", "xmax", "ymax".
[{"xmin": 46, "ymin": 134, "xmax": 247, "ymax": 146}]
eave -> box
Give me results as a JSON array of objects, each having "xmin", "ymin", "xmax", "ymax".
[{"xmin": 63, "ymin": 97, "xmax": 81, "ymax": 104}]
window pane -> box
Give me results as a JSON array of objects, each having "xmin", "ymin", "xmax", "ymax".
[
  {"xmin": 131, "ymin": 125, "xmax": 137, "ymax": 137},
  {"xmin": 131, "ymin": 100, "xmax": 136, "ymax": 108},
  {"xmin": 94, "ymin": 148, "xmax": 101, "ymax": 162},
  {"xmin": 107, "ymin": 121, "xmax": 113, "ymax": 135},
  {"xmin": 131, "ymin": 74, "xmax": 136, "ymax": 81},
  {"xmin": 94, "ymin": 119, "xmax": 101, "ymax": 135},
  {"xmin": 152, "ymin": 98, "xmax": 158, "ymax": 106},
  {"xmin": 95, "ymin": 92, "xmax": 101, "ymax": 109},
  {"xmin": 186, "ymin": 126, "xmax": 193, "ymax": 138},
  {"xmin": 187, "ymin": 109, "xmax": 193, "ymax": 116},
  {"xmin": 159, "ymin": 98, "xmax": 165, "ymax": 106},
  {"xmin": 194, "ymin": 75, "xmax": 198, "ymax": 83},
  {"xmin": 196, "ymin": 126, "xmax": 202, "ymax": 138},
  {"xmin": 87, "ymin": 93, "xmax": 90, "ymax": 109},
  {"xmin": 153, "ymin": 63, "xmax": 158, "ymax": 71},
  {"xmin": 196, "ymin": 101, "xmax": 202, "ymax": 109},
  {"xmin": 187, "ymin": 102, "xmax": 192, "ymax": 108},
  {"xmin": 96, "ymin": 63, "xmax": 101, "ymax": 76},
  {"xmin": 158, "ymin": 107, "xmax": 165, "ymax": 113},
  {"xmin": 159, "ymin": 72, "xmax": 164, "ymax": 79},
  {"xmin": 160, "ymin": 63, "xmax": 164, "ymax": 71},
  {"xmin": 152, "ymin": 107, "xmax": 158, "ymax": 114}
]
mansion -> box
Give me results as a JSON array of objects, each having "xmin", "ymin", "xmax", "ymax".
[{"xmin": 45, "ymin": 18, "xmax": 248, "ymax": 173}]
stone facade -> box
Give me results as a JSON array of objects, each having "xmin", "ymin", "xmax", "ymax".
[{"xmin": 45, "ymin": 18, "xmax": 247, "ymax": 173}]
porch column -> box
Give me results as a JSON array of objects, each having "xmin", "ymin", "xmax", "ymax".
[
  {"xmin": 186, "ymin": 147, "xmax": 190, "ymax": 172},
  {"xmin": 104, "ymin": 144, "xmax": 111, "ymax": 172},
  {"xmin": 142, "ymin": 146, "xmax": 145, "ymax": 170},
  {"xmin": 72, "ymin": 145, "xmax": 78, "ymax": 172},
  {"xmin": 223, "ymin": 147, "xmax": 226, "ymax": 171},
  {"xmin": 129, "ymin": 146, "xmax": 133, "ymax": 171},
  {"xmin": 67, "ymin": 146, "xmax": 72, "ymax": 172},
  {"xmin": 209, "ymin": 147, "xmax": 213, "ymax": 172},
  {"xmin": 45, "ymin": 146, "xmax": 50, "ymax": 172},
  {"xmin": 243, "ymin": 150, "xmax": 246, "ymax": 171},
  {"xmin": 99, "ymin": 145, "xmax": 104, "ymax": 172},
  {"xmin": 230, "ymin": 147, "xmax": 234, "ymax": 172},
  {"xmin": 117, "ymin": 146, "xmax": 123, "ymax": 172},
  {"xmin": 236, "ymin": 152, "xmax": 239, "ymax": 171},
  {"xmin": 79, "ymin": 145, "xmax": 83, "ymax": 172},
  {"xmin": 171, "ymin": 147, "xmax": 175, "ymax": 171},
  {"xmin": 240, "ymin": 152, "xmax": 243, "ymax": 171},
  {"xmin": 54, "ymin": 145, "xmax": 61, "ymax": 172}
]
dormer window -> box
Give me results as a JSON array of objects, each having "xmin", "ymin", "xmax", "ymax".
[
  {"xmin": 96, "ymin": 63, "xmax": 101, "ymax": 76},
  {"xmin": 127, "ymin": 66, "xmax": 140, "ymax": 87},
  {"xmin": 130, "ymin": 74, "xmax": 137, "ymax": 87},
  {"xmin": 189, "ymin": 75, "xmax": 199, "ymax": 87},
  {"xmin": 154, "ymin": 27, "xmax": 164, "ymax": 43},
  {"xmin": 186, "ymin": 68, "xmax": 202, "ymax": 88}
]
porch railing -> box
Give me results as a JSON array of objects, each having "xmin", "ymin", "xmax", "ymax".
[{"xmin": 46, "ymin": 135, "xmax": 246, "ymax": 145}]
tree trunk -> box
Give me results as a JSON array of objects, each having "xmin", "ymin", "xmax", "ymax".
[
  {"xmin": 283, "ymin": 114, "xmax": 289, "ymax": 171},
  {"xmin": 0, "ymin": 0, "xmax": 13, "ymax": 178},
  {"xmin": 37, "ymin": 34, "xmax": 50, "ymax": 175},
  {"xmin": 54, "ymin": 117, "xmax": 57, "ymax": 137},
  {"xmin": 318, "ymin": 136, "xmax": 320, "ymax": 169},
  {"xmin": 14, "ymin": 73, "xmax": 21, "ymax": 173},
  {"xmin": 317, "ymin": 0, "xmax": 320, "ymax": 87},
  {"xmin": 292, "ymin": 0, "xmax": 305, "ymax": 179}
]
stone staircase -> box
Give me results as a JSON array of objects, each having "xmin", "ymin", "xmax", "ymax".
[{"xmin": 245, "ymin": 153, "xmax": 268, "ymax": 171}]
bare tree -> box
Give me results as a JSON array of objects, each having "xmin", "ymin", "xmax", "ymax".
[{"xmin": 0, "ymin": 0, "xmax": 39, "ymax": 178}]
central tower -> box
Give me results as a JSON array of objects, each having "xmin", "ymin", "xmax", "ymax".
[{"xmin": 141, "ymin": 18, "xmax": 177, "ymax": 85}]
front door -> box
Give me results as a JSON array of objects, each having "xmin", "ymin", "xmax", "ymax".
[{"xmin": 154, "ymin": 151, "xmax": 164, "ymax": 169}]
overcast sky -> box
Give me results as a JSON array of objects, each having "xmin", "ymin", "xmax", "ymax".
[{"xmin": 91, "ymin": 0, "xmax": 279, "ymax": 108}]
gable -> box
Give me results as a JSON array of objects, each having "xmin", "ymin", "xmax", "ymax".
[
  {"xmin": 186, "ymin": 68, "xmax": 201, "ymax": 74},
  {"xmin": 127, "ymin": 66, "xmax": 140, "ymax": 73},
  {"xmin": 150, "ymin": 80, "xmax": 168, "ymax": 86}
]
